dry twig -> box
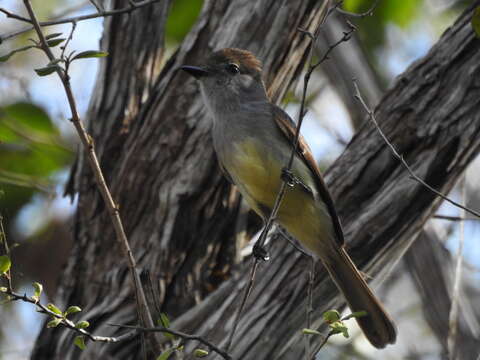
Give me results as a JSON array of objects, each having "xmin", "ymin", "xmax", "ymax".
[
  {"xmin": 1, "ymin": 0, "xmax": 160, "ymax": 42},
  {"xmin": 353, "ymin": 81, "xmax": 480, "ymax": 219},
  {"xmin": 22, "ymin": 0, "xmax": 157, "ymax": 347}
]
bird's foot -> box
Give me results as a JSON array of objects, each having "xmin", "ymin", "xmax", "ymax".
[{"xmin": 253, "ymin": 243, "xmax": 270, "ymax": 261}]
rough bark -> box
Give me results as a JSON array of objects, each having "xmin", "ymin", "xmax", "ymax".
[
  {"xmin": 405, "ymin": 230, "xmax": 480, "ymax": 360},
  {"xmin": 32, "ymin": 1, "xmax": 480, "ymax": 359},
  {"xmin": 319, "ymin": 13, "xmax": 480, "ymax": 359}
]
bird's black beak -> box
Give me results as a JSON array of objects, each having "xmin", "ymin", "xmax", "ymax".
[{"xmin": 181, "ymin": 65, "xmax": 209, "ymax": 79}]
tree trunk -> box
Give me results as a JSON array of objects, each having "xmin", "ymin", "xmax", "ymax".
[{"xmin": 32, "ymin": 1, "xmax": 480, "ymax": 359}]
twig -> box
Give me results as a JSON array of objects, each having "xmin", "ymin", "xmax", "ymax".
[
  {"xmin": 277, "ymin": 226, "xmax": 312, "ymax": 257},
  {"xmin": 22, "ymin": 0, "xmax": 158, "ymax": 346},
  {"xmin": 60, "ymin": 21, "xmax": 77, "ymax": 61},
  {"xmin": 88, "ymin": 0, "xmax": 104, "ymax": 12},
  {"xmin": 0, "ymin": 8, "xmax": 31, "ymax": 23},
  {"xmin": 304, "ymin": 258, "xmax": 315, "ymax": 360},
  {"xmin": 352, "ymin": 81, "xmax": 480, "ymax": 219},
  {"xmin": 3, "ymin": 287, "xmax": 232, "ymax": 358},
  {"xmin": 312, "ymin": 20, "xmax": 356, "ymax": 67},
  {"xmin": 335, "ymin": 0, "xmax": 381, "ymax": 18},
  {"xmin": 4, "ymin": 289, "xmax": 138, "ymax": 343},
  {"xmin": 316, "ymin": 331, "xmax": 334, "ymax": 352},
  {"xmin": 433, "ymin": 215, "xmax": 479, "ymax": 222},
  {"xmin": 1, "ymin": 0, "xmax": 160, "ymax": 43},
  {"xmin": 109, "ymin": 324, "xmax": 232, "ymax": 360},
  {"xmin": 447, "ymin": 175, "xmax": 466, "ymax": 359}
]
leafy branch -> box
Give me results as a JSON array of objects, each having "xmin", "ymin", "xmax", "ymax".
[{"xmin": 20, "ymin": 0, "xmax": 158, "ymax": 350}]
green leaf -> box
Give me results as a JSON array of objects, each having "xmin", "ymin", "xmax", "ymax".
[
  {"xmin": 0, "ymin": 255, "xmax": 11, "ymax": 274},
  {"xmin": 47, "ymin": 303, "xmax": 63, "ymax": 315},
  {"xmin": 329, "ymin": 321, "xmax": 349, "ymax": 338},
  {"xmin": 0, "ymin": 102, "xmax": 73, "ymax": 210},
  {"xmin": 75, "ymin": 320, "xmax": 90, "ymax": 329},
  {"xmin": 74, "ymin": 335, "xmax": 86, "ymax": 350},
  {"xmin": 165, "ymin": 0, "xmax": 202, "ymax": 43},
  {"xmin": 65, "ymin": 306, "xmax": 82, "ymax": 316},
  {"xmin": 159, "ymin": 313, "xmax": 175, "ymax": 340},
  {"xmin": 47, "ymin": 318, "xmax": 62, "ymax": 328},
  {"xmin": 193, "ymin": 349, "xmax": 209, "ymax": 358},
  {"xmin": 71, "ymin": 50, "xmax": 108, "ymax": 61},
  {"xmin": 0, "ymin": 45, "xmax": 36, "ymax": 62},
  {"xmin": 472, "ymin": 6, "xmax": 480, "ymax": 38},
  {"xmin": 159, "ymin": 313, "xmax": 170, "ymax": 328},
  {"xmin": 45, "ymin": 32, "xmax": 63, "ymax": 40},
  {"xmin": 34, "ymin": 65, "xmax": 60, "ymax": 77},
  {"xmin": 32, "ymin": 282, "xmax": 43, "ymax": 302},
  {"xmin": 156, "ymin": 349, "xmax": 175, "ymax": 360},
  {"xmin": 0, "ymin": 287, "xmax": 7, "ymax": 292},
  {"xmin": 46, "ymin": 38, "xmax": 65, "ymax": 47},
  {"xmin": 343, "ymin": 310, "xmax": 367, "ymax": 321},
  {"xmin": 302, "ymin": 328, "xmax": 322, "ymax": 336},
  {"xmin": 322, "ymin": 310, "xmax": 341, "ymax": 324}
]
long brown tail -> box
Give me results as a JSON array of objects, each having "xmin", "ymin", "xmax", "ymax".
[{"xmin": 323, "ymin": 246, "xmax": 397, "ymax": 348}]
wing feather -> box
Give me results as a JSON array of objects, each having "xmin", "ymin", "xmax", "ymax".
[{"xmin": 271, "ymin": 105, "xmax": 344, "ymax": 246}]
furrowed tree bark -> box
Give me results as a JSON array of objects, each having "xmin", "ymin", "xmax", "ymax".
[
  {"xmin": 405, "ymin": 230, "xmax": 480, "ymax": 360},
  {"xmin": 319, "ymin": 13, "xmax": 480, "ymax": 358},
  {"xmin": 32, "ymin": 1, "xmax": 480, "ymax": 359}
]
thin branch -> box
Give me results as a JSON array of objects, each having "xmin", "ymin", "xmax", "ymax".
[
  {"xmin": 448, "ymin": 175, "xmax": 466, "ymax": 359},
  {"xmin": 315, "ymin": 332, "xmax": 334, "ymax": 353},
  {"xmin": 312, "ymin": 20, "xmax": 356, "ymax": 67},
  {"xmin": 88, "ymin": 0, "xmax": 104, "ymax": 13},
  {"xmin": 4, "ymin": 289, "xmax": 138, "ymax": 343},
  {"xmin": 304, "ymin": 258, "xmax": 315, "ymax": 360},
  {"xmin": 60, "ymin": 21, "xmax": 77, "ymax": 61},
  {"xmin": 335, "ymin": 0, "xmax": 381, "ymax": 18},
  {"xmin": 1, "ymin": 0, "xmax": 160, "ymax": 43},
  {"xmin": 109, "ymin": 324, "xmax": 232, "ymax": 360},
  {"xmin": 277, "ymin": 226, "xmax": 312, "ymax": 257},
  {"xmin": 22, "ymin": 0, "xmax": 158, "ymax": 347},
  {"xmin": 433, "ymin": 215, "xmax": 479, "ymax": 222},
  {"xmin": 352, "ymin": 81, "xmax": 480, "ymax": 219},
  {"xmin": 0, "ymin": 8, "xmax": 31, "ymax": 23},
  {"xmin": 2, "ymin": 288, "xmax": 232, "ymax": 359}
]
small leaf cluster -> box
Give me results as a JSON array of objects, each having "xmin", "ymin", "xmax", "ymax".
[
  {"xmin": 0, "ymin": 32, "xmax": 108, "ymax": 77},
  {"xmin": 41, "ymin": 293, "xmax": 89, "ymax": 350},
  {"xmin": 302, "ymin": 309, "xmax": 368, "ymax": 340}
]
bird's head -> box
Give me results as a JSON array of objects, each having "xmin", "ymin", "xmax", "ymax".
[{"xmin": 181, "ymin": 48, "xmax": 268, "ymax": 115}]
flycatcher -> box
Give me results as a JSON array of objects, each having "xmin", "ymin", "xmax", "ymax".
[{"xmin": 182, "ymin": 48, "xmax": 397, "ymax": 349}]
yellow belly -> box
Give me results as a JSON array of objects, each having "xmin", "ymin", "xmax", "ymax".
[{"xmin": 226, "ymin": 139, "xmax": 335, "ymax": 257}]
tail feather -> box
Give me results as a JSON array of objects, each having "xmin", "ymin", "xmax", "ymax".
[{"xmin": 323, "ymin": 247, "xmax": 397, "ymax": 348}]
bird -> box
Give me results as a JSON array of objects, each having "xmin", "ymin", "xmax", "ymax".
[{"xmin": 181, "ymin": 48, "xmax": 397, "ymax": 349}]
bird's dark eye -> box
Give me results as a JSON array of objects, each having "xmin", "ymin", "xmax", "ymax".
[{"xmin": 226, "ymin": 63, "xmax": 240, "ymax": 75}]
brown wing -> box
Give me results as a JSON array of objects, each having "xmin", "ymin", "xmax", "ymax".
[{"xmin": 271, "ymin": 105, "xmax": 344, "ymax": 246}]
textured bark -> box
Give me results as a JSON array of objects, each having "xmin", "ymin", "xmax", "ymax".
[
  {"xmin": 319, "ymin": 13, "xmax": 480, "ymax": 359},
  {"xmin": 32, "ymin": 1, "xmax": 480, "ymax": 359},
  {"xmin": 405, "ymin": 230, "xmax": 480, "ymax": 360}
]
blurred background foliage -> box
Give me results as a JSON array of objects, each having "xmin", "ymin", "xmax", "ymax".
[{"xmin": 0, "ymin": 0, "xmax": 477, "ymax": 359}]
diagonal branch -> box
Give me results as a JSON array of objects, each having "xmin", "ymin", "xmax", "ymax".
[
  {"xmin": 21, "ymin": 0, "xmax": 158, "ymax": 348},
  {"xmin": 353, "ymin": 81, "xmax": 480, "ymax": 219},
  {"xmin": 1, "ymin": 0, "xmax": 160, "ymax": 42}
]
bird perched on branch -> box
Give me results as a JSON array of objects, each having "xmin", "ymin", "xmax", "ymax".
[{"xmin": 182, "ymin": 48, "xmax": 397, "ymax": 349}]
